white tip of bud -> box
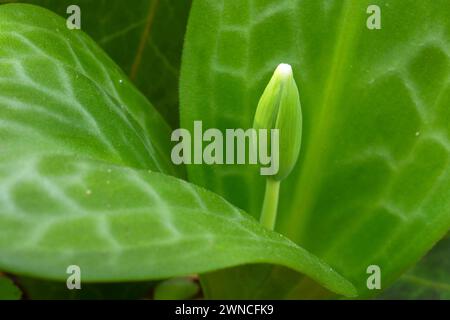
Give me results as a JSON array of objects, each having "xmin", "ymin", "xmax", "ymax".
[{"xmin": 276, "ymin": 63, "xmax": 293, "ymax": 77}]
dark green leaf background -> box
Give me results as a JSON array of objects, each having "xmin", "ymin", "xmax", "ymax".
[{"xmin": 1, "ymin": 0, "xmax": 191, "ymax": 128}]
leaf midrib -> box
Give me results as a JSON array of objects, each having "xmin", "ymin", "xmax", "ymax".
[
  {"xmin": 402, "ymin": 274, "xmax": 450, "ymax": 292},
  {"xmin": 129, "ymin": 0, "xmax": 160, "ymax": 80},
  {"xmin": 285, "ymin": 1, "xmax": 364, "ymax": 241}
]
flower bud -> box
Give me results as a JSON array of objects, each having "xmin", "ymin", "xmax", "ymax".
[{"xmin": 253, "ymin": 63, "xmax": 302, "ymax": 181}]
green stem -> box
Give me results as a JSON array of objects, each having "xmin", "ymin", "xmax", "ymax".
[{"xmin": 260, "ymin": 178, "xmax": 281, "ymax": 230}]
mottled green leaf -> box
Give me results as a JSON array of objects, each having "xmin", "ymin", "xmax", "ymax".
[
  {"xmin": 154, "ymin": 277, "xmax": 199, "ymax": 300},
  {"xmin": 180, "ymin": 0, "xmax": 450, "ymax": 297},
  {"xmin": 0, "ymin": 4, "xmax": 356, "ymax": 297},
  {"xmin": 18, "ymin": 277, "xmax": 155, "ymax": 299},
  {"xmin": 1, "ymin": 0, "xmax": 191, "ymax": 127}
]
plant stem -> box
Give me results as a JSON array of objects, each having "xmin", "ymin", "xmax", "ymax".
[{"xmin": 260, "ymin": 178, "xmax": 280, "ymax": 230}]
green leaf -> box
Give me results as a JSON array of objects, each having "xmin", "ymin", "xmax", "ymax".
[
  {"xmin": 1, "ymin": 0, "xmax": 191, "ymax": 127},
  {"xmin": 379, "ymin": 234, "xmax": 450, "ymax": 299},
  {"xmin": 180, "ymin": 0, "xmax": 450, "ymax": 297},
  {"xmin": 0, "ymin": 4, "xmax": 356, "ymax": 297},
  {"xmin": 0, "ymin": 2, "xmax": 182, "ymax": 177},
  {"xmin": 0, "ymin": 155, "xmax": 355, "ymax": 297},
  {"xmin": 0, "ymin": 276, "xmax": 22, "ymax": 300}
]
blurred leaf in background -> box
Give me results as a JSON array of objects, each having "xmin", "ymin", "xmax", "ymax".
[
  {"xmin": 0, "ymin": 0, "xmax": 192, "ymax": 127},
  {"xmin": 0, "ymin": 276, "xmax": 22, "ymax": 300}
]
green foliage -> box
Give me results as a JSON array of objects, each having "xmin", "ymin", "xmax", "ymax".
[
  {"xmin": 180, "ymin": 0, "xmax": 450, "ymax": 298},
  {"xmin": 0, "ymin": 3, "xmax": 356, "ymax": 298},
  {"xmin": 380, "ymin": 234, "xmax": 450, "ymax": 299}
]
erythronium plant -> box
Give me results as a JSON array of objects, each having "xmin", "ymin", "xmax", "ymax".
[
  {"xmin": 0, "ymin": 2, "xmax": 355, "ymax": 299},
  {"xmin": 0, "ymin": 1, "xmax": 448, "ymax": 300}
]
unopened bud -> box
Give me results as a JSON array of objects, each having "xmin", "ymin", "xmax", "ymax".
[{"xmin": 253, "ymin": 63, "xmax": 302, "ymax": 181}]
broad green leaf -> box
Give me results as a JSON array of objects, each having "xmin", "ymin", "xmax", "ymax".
[
  {"xmin": 1, "ymin": 0, "xmax": 191, "ymax": 127},
  {"xmin": 0, "ymin": 276, "xmax": 22, "ymax": 300},
  {"xmin": 180, "ymin": 0, "xmax": 450, "ymax": 297},
  {"xmin": 0, "ymin": 4, "xmax": 356, "ymax": 297},
  {"xmin": 379, "ymin": 234, "xmax": 450, "ymax": 299},
  {"xmin": 0, "ymin": 2, "xmax": 181, "ymax": 177}
]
